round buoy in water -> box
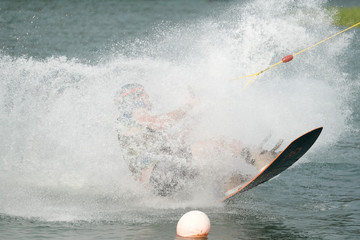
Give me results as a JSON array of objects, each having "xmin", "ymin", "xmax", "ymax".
[{"xmin": 176, "ymin": 210, "xmax": 210, "ymax": 238}]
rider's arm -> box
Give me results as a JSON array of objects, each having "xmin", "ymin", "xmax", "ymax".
[{"xmin": 133, "ymin": 99, "xmax": 197, "ymax": 130}]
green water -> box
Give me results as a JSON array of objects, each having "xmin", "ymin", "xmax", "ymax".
[{"xmin": 1, "ymin": 0, "xmax": 359, "ymax": 239}]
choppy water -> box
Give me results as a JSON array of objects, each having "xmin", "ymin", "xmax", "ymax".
[{"xmin": 1, "ymin": 0, "xmax": 359, "ymax": 239}]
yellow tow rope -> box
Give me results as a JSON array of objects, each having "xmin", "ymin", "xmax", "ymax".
[{"xmin": 233, "ymin": 21, "xmax": 360, "ymax": 87}]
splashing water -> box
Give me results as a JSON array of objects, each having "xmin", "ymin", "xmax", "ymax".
[{"xmin": 0, "ymin": 0, "xmax": 355, "ymax": 221}]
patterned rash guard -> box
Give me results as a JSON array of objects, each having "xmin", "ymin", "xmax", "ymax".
[{"xmin": 116, "ymin": 106, "xmax": 191, "ymax": 179}]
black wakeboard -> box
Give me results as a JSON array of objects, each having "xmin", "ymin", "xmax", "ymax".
[{"xmin": 222, "ymin": 127, "xmax": 323, "ymax": 203}]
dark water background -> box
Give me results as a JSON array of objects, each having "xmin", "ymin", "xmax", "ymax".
[{"xmin": 1, "ymin": 0, "xmax": 359, "ymax": 239}]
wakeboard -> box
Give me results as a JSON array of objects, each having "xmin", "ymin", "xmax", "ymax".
[{"xmin": 222, "ymin": 127, "xmax": 323, "ymax": 203}]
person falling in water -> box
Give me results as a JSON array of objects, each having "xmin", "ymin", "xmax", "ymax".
[{"xmin": 114, "ymin": 83, "xmax": 280, "ymax": 196}]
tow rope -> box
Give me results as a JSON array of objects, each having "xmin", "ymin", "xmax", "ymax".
[{"xmin": 233, "ymin": 21, "xmax": 360, "ymax": 87}]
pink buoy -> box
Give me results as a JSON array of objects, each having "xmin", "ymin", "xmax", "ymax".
[{"xmin": 176, "ymin": 210, "xmax": 211, "ymax": 238}]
